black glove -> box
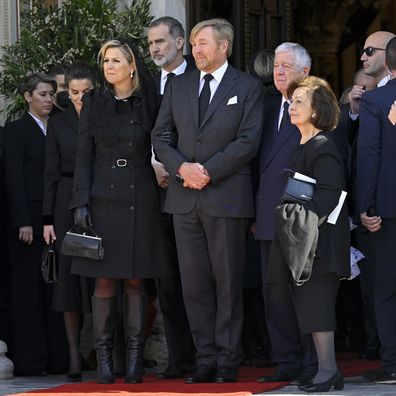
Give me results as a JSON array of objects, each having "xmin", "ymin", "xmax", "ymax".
[
  {"xmin": 159, "ymin": 130, "xmax": 177, "ymax": 147},
  {"xmin": 74, "ymin": 206, "xmax": 92, "ymax": 230}
]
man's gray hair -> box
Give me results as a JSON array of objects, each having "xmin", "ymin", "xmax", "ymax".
[{"xmin": 275, "ymin": 42, "xmax": 311, "ymax": 70}]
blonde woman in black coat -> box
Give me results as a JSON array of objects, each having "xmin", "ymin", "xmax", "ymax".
[
  {"xmin": 43, "ymin": 63, "xmax": 96, "ymax": 382},
  {"xmin": 69, "ymin": 40, "xmax": 169, "ymax": 384},
  {"xmin": 265, "ymin": 76, "xmax": 350, "ymax": 393}
]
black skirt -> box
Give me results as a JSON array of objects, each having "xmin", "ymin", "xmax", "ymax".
[{"xmin": 292, "ymin": 271, "xmax": 339, "ymax": 334}]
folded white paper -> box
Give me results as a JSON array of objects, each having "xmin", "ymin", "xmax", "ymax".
[
  {"xmin": 327, "ymin": 190, "xmax": 347, "ymax": 225},
  {"xmin": 227, "ymin": 96, "xmax": 238, "ymax": 105}
]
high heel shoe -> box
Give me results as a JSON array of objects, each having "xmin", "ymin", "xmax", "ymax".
[{"xmin": 300, "ymin": 370, "xmax": 344, "ymax": 393}]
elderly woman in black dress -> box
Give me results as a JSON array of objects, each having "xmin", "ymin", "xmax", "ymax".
[
  {"xmin": 69, "ymin": 40, "xmax": 169, "ymax": 384},
  {"xmin": 43, "ymin": 63, "xmax": 96, "ymax": 382},
  {"xmin": 265, "ymin": 76, "xmax": 350, "ymax": 393}
]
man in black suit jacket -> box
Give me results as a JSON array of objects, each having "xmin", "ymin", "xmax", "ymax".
[
  {"xmin": 152, "ymin": 18, "xmax": 264, "ymax": 383},
  {"xmin": 254, "ymin": 42, "xmax": 317, "ymax": 384},
  {"xmin": 147, "ymin": 16, "xmax": 196, "ymax": 379},
  {"xmin": 356, "ymin": 37, "xmax": 396, "ymax": 384}
]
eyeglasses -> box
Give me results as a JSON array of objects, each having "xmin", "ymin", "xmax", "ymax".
[{"xmin": 361, "ymin": 46, "xmax": 386, "ymax": 57}]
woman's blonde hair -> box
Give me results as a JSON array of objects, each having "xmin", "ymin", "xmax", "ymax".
[{"xmin": 97, "ymin": 39, "xmax": 140, "ymax": 92}]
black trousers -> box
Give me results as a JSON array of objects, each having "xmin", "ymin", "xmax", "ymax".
[
  {"xmin": 370, "ymin": 219, "xmax": 396, "ymax": 372},
  {"xmin": 353, "ymin": 228, "xmax": 379, "ymax": 352},
  {"xmin": 155, "ymin": 213, "xmax": 195, "ymax": 369},
  {"xmin": 260, "ymin": 240, "xmax": 317, "ymax": 373},
  {"xmin": 9, "ymin": 233, "xmax": 68, "ymax": 375},
  {"xmin": 173, "ymin": 207, "xmax": 248, "ymax": 369}
]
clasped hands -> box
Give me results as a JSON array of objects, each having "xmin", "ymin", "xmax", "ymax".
[{"xmin": 178, "ymin": 162, "xmax": 210, "ymax": 190}]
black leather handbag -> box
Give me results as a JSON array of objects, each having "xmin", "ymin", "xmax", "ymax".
[
  {"xmin": 281, "ymin": 176, "xmax": 314, "ymax": 204},
  {"xmin": 41, "ymin": 242, "xmax": 58, "ymax": 283},
  {"xmin": 61, "ymin": 225, "xmax": 104, "ymax": 260}
]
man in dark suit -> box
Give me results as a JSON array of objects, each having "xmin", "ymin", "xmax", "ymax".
[
  {"xmin": 356, "ymin": 36, "xmax": 396, "ymax": 384},
  {"xmin": 152, "ymin": 18, "xmax": 264, "ymax": 383},
  {"xmin": 147, "ymin": 16, "xmax": 196, "ymax": 379},
  {"xmin": 254, "ymin": 42, "xmax": 317, "ymax": 384}
]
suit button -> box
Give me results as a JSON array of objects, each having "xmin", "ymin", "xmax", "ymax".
[
  {"xmin": 128, "ymin": 142, "xmax": 133, "ymax": 146},
  {"xmin": 110, "ymin": 184, "xmax": 114, "ymax": 188},
  {"xmin": 112, "ymin": 165, "xmax": 116, "ymax": 169},
  {"xmin": 129, "ymin": 120, "xmax": 134, "ymax": 124},
  {"xmin": 197, "ymin": 141, "xmax": 201, "ymax": 144},
  {"xmin": 130, "ymin": 185, "xmax": 134, "ymax": 189},
  {"xmin": 130, "ymin": 206, "xmax": 134, "ymax": 210},
  {"xmin": 109, "ymin": 206, "xmax": 113, "ymax": 210}
]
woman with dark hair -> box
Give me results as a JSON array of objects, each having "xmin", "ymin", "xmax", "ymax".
[
  {"xmin": 265, "ymin": 76, "xmax": 350, "ymax": 393},
  {"xmin": 69, "ymin": 40, "xmax": 169, "ymax": 384},
  {"xmin": 3, "ymin": 73, "xmax": 69, "ymax": 375},
  {"xmin": 43, "ymin": 62, "xmax": 96, "ymax": 382}
]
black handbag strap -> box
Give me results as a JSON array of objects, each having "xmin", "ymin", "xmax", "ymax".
[
  {"xmin": 48, "ymin": 242, "xmax": 55, "ymax": 253},
  {"xmin": 67, "ymin": 224, "xmax": 99, "ymax": 238}
]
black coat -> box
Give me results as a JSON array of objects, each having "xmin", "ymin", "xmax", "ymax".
[
  {"xmin": 43, "ymin": 107, "xmax": 92, "ymax": 312},
  {"xmin": 266, "ymin": 132, "xmax": 350, "ymax": 283},
  {"xmin": 4, "ymin": 113, "xmax": 46, "ymax": 235},
  {"xmin": 70, "ymin": 90, "xmax": 170, "ymax": 279}
]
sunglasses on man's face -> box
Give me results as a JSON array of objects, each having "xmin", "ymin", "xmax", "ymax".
[{"xmin": 361, "ymin": 46, "xmax": 386, "ymax": 57}]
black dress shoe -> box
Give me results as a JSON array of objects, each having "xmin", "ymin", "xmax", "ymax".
[
  {"xmin": 214, "ymin": 366, "xmax": 238, "ymax": 383},
  {"xmin": 359, "ymin": 349, "xmax": 380, "ymax": 360},
  {"xmin": 257, "ymin": 370, "xmax": 299, "ymax": 383},
  {"xmin": 290, "ymin": 369, "xmax": 316, "ymax": 386},
  {"xmin": 67, "ymin": 372, "xmax": 82, "ymax": 382},
  {"xmin": 374, "ymin": 370, "xmax": 396, "ymax": 384},
  {"xmin": 185, "ymin": 364, "xmax": 216, "ymax": 384},
  {"xmin": 300, "ymin": 370, "xmax": 344, "ymax": 392}
]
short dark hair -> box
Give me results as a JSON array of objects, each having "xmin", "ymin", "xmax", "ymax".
[
  {"xmin": 65, "ymin": 62, "xmax": 97, "ymax": 87},
  {"xmin": 287, "ymin": 76, "xmax": 340, "ymax": 131},
  {"xmin": 48, "ymin": 64, "xmax": 67, "ymax": 77},
  {"xmin": 149, "ymin": 16, "xmax": 185, "ymax": 40},
  {"xmin": 386, "ymin": 36, "xmax": 396, "ymax": 72},
  {"xmin": 18, "ymin": 73, "xmax": 57, "ymax": 97}
]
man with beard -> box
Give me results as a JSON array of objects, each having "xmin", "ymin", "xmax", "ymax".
[{"xmin": 147, "ymin": 16, "xmax": 196, "ymax": 379}]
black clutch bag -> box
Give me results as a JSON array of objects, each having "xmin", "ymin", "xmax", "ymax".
[
  {"xmin": 41, "ymin": 242, "xmax": 58, "ymax": 283},
  {"xmin": 61, "ymin": 225, "xmax": 104, "ymax": 260},
  {"xmin": 281, "ymin": 176, "xmax": 314, "ymax": 204}
]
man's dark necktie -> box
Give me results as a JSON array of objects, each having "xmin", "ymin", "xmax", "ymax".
[
  {"xmin": 279, "ymin": 101, "xmax": 290, "ymax": 133},
  {"xmin": 199, "ymin": 74, "xmax": 214, "ymax": 126},
  {"xmin": 164, "ymin": 72, "xmax": 175, "ymax": 93}
]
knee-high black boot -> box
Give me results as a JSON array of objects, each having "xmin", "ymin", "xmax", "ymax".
[
  {"xmin": 92, "ymin": 296, "xmax": 116, "ymax": 384},
  {"xmin": 124, "ymin": 293, "xmax": 147, "ymax": 383}
]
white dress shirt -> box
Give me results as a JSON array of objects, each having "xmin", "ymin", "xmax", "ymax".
[
  {"xmin": 159, "ymin": 59, "xmax": 187, "ymax": 95},
  {"xmin": 199, "ymin": 61, "xmax": 228, "ymax": 102}
]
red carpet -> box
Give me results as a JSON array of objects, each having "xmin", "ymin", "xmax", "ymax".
[{"xmin": 18, "ymin": 353, "xmax": 379, "ymax": 395}]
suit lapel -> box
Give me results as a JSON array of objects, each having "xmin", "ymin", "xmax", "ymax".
[
  {"xmin": 263, "ymin": 120, "xmax": 299, "ymax": 170},
  {"xmin": 24, "ymin": 113, "xmax": 45, "ymax": 142},
  {"xmin": 186, "ymin": 70, "xmax": 201, "ymax": 130},
  {"xmin": 200, "ymin": 65, "xmax": 237, "ymax": 129}
]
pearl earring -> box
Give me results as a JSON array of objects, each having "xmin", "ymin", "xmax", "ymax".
[
  {"xmin": 312, "ymin": 113, "xmax": 316, "ymax": 119},
  {"xmin": 130, "ymin": 70, "xmax": 134, "ymax": 78}
]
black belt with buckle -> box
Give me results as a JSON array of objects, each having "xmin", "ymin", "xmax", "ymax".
[{"xmin": 116, "ymin": 158, "xmax": 128, "ymax": 167}]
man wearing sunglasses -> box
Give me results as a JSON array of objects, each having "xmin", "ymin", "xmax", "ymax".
[
  {"xmin": 349, "ymin": 31, "xmax": 395, "ymax": 118},
  {"xmin": 356, "ymin": 36, "xmax": 396, "ymax": 384}
]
